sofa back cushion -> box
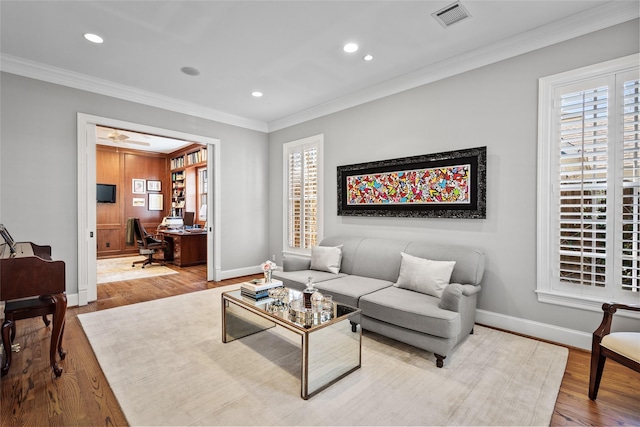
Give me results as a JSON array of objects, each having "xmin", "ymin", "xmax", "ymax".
[
  {"xmin": 319, "ymin": 236, "xmax": 485, "ymax": 286},
  {"xmin": 319, "ymin": 236, "xmax": 406, "ymax": 282}
]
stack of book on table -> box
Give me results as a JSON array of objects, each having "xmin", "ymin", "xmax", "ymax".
[{"xmin": 240, "ymin": 279, "xmax": 283, "ymax": 301}]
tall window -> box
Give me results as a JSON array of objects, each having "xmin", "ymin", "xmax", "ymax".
[
  {"xmin": 283, "ymin": 134, "xmax": 323, "ymax": 254},
  {"xmin": 198, "ymin": 167, "xmax": 207, "ymax": 222},
  {"xmin": 538, "ymin": 54, "xmax": 639, "ymax": 309}
]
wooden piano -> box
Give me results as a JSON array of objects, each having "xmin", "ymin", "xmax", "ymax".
[{"xmin": 0, "ymin": 224, "xmax": 67, "ymax": 377}]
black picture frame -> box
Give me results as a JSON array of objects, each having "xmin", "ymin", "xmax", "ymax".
[{"xmin": 337, "ymin": 146, "xmax": 486, "ymax": 219}]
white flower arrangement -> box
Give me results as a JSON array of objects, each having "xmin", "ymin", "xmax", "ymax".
[{"xmin": 261, "ymin": 260, "xmax": 277, "ymax": 272}]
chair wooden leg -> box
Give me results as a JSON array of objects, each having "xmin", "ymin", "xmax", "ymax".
[
  {"xmin": 10, "ymin": 320, "xmax": 16, "ymax": 342},
  {"xmin": 589, "ymin": 344, "xmax": 606, "ymax": 400},
  {"xmin": 435, "ymin": 354, "xmax": 446, "ymax": 368},
  {"xmin": 49, "ymin": 293, "xmax": 67, "ymax": 377},
  {"xmin": 1, "ymin": 320, "xmax": 14, "ymax": 377}
]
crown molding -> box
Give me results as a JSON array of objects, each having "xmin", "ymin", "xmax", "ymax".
[
  {"xmin": 1, "ymin": 2, "xmax": 636, "ymax": 134},
  {"xmin": 268, "ymin": 2, "xmax": 639, "ymax": 132},
  {"xmin": 0, "ymin": 54, "xmax": 269, "ymax": 133}
]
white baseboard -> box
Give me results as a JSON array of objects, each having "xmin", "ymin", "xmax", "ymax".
[
  {"xmin": 476, "ymin": 309, "xmax": 592, "ymax": 350},
  {"xmin": 67, "ymin": 293, "xmax": 79, "ymax": 308},
  {"xmin": 218, "ymin": 266, "xmax": 262, "ymax": 281}
]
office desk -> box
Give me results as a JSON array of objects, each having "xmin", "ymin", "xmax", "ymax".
[{"xmin": 162, "ymin": 230, "xmax": 207, "ymax": 267}]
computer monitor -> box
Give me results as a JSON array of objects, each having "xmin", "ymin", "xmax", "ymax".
[{"xmin": 183, "ymin": 212, "xmax": 195, "ymax": 228}]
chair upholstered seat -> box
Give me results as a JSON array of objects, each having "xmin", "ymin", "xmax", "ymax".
[
  {"xmin": 589, "ymin": 302, "xmax": 640, "ymax": 400},
  {"xmin": 601, "ymin": 332, "xmax": 640, "ymax": 364}
]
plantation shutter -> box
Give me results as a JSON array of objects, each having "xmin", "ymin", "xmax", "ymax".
[
  {"xmin": 538, "ymin": 55, "xmax": 639, "ymax": 307},
  {"xmin": 622, "ymin": 78, "xmax": 640, "ymax": 292},
  {"xmin": 303, "ymin": 148, "xmax": 318, "ymax": 248},
  {"xmin": 288, "ymin": 151, "xmax": 302, "ymax": 249},
  {"xmin": 287, "ymin": 145, "xmax": 318, "ymax": 250},
  {"xmin": 558, "ymin": 85, "xmax": 609, "ymax": 288}
]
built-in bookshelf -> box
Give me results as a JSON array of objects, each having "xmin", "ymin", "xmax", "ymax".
[
  {"xmin": 186, "ymin": 147, "xmax": 207, "ymax": 166},
  {"xmin": 169, "ymin": 145, "xmax": 207, "ymax": 219},
  {"xmin": 170, "ymin": 156, "xmax": 185, "ymax": 170},
  {"xmin": 170, "ymin": 146, "xmax": 207, "ymax": 171},
  {"xmin": 171, "ymin": 171, "xmax": 186, "ymax": 217}
]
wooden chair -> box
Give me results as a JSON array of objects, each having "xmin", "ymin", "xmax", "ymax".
[
  {"xmin": 131, "ymin": 218, "xmax": 168, "ymax": 268},
  {"xmin": 589, "ymin": 302, "xmax": 640, "ymax": 400}
]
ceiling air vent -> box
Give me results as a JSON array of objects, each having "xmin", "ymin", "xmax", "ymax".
[{"xmin": 432, "ymin": 1, "xmax": 471, "ymax": 28}]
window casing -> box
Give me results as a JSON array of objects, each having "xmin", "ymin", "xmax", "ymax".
[
  {"xmin": 283, "ymin": 134, "xmax": 323, "ymax": 255},
  {"xmin": 538, "ymin": 54, "xmax": 640, "ymax": 311}
]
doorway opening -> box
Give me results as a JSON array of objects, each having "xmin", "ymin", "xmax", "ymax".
[{"xmin": 77, "ymin": 113, "xmax": 221, "ymax": 306}]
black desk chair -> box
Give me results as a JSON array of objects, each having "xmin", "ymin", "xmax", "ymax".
[{"xmin": 130, "ymin": 218, "xmax": 168, "ymax": 268}]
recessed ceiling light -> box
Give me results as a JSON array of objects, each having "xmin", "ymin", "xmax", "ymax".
[
  {"xmin": 343, "ymin": 43, "xmax": 359, "ymax": 53},
  {"xmin": 180, "ymin": 66, "xmax": 200, "ymax": 76},
  {"xmin": 252, "ymin": 91, "xmax": 263, "ymax": 98},
  {"xmin": 84, "ymin": 33, "xmax": 103, "ymax": 44},
  {"xmin": 363, "ymin": 54, "xmax": 374, "ymax": 61}
]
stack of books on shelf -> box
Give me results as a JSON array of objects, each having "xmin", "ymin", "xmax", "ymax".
[
  {"xmin": 240, "ymin": 279, "xmax": 283, "ymax": 301},
  {"xmin": 186, "ymin": 149, "xmax": 206, "ymax": 165},
  {"xmin": 171, "ymin": 157, "xmax": 185, "ymax": 169}
]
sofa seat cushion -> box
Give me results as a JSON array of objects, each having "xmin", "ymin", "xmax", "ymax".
[
  {"xmin": 314, "ymin": 275, "xmax": 393, "ymax": 308},
  {"xmin": 273, "ymin": 270, "xmax": 347, "ymax": 292},
  {"xmin": 359, "ymin": 286, "xmax": 461, "ymax": 339}
]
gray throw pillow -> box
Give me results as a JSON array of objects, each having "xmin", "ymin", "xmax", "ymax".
[{"xmin": 310, "ymin": 245, "xmax": 343, "ymax": 274}]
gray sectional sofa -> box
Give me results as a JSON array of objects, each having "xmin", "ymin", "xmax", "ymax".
[{"xmin": 273, "ymin": 236, "xmax": 485, "ymax": 367}]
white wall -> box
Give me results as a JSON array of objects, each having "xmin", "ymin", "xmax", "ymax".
[
  {"xmin": 268, "ymin": 20, "xmax": 640, "ymax": 347},
  {"xmin": 0, "ymin": 72, "xmax": 269, "ymax": 297}
]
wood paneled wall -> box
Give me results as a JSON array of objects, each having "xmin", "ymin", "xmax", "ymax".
[{"xmin": 96, "ymin": 146, "xmax": 169, "ymax": 258}]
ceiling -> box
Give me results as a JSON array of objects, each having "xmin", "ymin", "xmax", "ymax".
[
  {"xmin": 95, "ymin": 125, "xmax": 194, "ymax": 153},
  {"xmin": 1, "ymin": 1, "xmax": 638, "ymax": 133}
]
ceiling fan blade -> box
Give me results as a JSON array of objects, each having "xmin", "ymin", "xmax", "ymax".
[
  {"xmin": 97, "ymin": 136, "xmax": 150, "ymax": 147},
  {"xmin": 123, "ymin": 140, "xmax": 151, "ymax": 147},
  {"xmin": 106, "ymin": 130, "xmax": 129, "ymax": 141}
]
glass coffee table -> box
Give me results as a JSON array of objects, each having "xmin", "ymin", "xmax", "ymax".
[{"xmin": 221, "ymin": 286, "xmax": 361, "ymax": 399}]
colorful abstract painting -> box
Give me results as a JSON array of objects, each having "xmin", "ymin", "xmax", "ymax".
[
  {"xmin": 336, "ymin": 146, "xmax": 486, "ymax": 218},
  {"xmin": 346, "ymin": 164, "xmax": 471, "ymax": 205}
]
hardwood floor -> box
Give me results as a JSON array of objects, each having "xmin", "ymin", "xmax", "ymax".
[{"xmin": 1, "ymin": 264, "xmax": 638, "ymax": 426}]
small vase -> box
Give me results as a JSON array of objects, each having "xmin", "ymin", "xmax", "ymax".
[{"xmin": 264, "ymin": 270, "xmax": 272, "ymax": 283}]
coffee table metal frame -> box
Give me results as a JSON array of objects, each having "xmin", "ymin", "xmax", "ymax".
[{"xmin": 221, "ymin": 287, "xmax": 362, "ymax": 399}]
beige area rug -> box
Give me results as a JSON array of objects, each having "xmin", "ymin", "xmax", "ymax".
[
  {"xmin": 78, "ymin": 286, "xmax": 568, "ymax": 426},
  {"xmin": 97, "ymin": 256, "xmax": 178, "ymax": 284}
]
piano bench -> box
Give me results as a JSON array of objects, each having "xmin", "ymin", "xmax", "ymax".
[{"xmin": 2, "ymin": 295, "xmax": 66, "ymax": 377}]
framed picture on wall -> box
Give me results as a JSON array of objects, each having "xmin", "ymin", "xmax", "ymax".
[
  {"xmin": 132, "ymin": 197, "xmax": 145, "ymax": 207},
  {"xmin": 337, "ymin": 146, "xmax": 486, "ymax": 219},
  {"xmin": 132, "ymin": 179, "xmax": 146, "ymax": 194},
  {"xmin": 148, "ymin": 194, "xmax": 163, "ymax": 211},
  {"xmin": 147, "ymin": 180, "xmax": 161, "ymax": 192}
]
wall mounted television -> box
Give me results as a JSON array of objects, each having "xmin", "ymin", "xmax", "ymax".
[{"xmin": 97, "ymin": 184, "xmax": 117, "ymax": 203}]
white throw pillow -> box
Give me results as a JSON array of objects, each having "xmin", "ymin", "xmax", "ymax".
[
  {"xmin": 394, "ymin": 252, "xmax": 456, "ymax": 298},
  {"xmin": 310, "ymin": 245, "xmax": 343, "ymax": 274}
]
